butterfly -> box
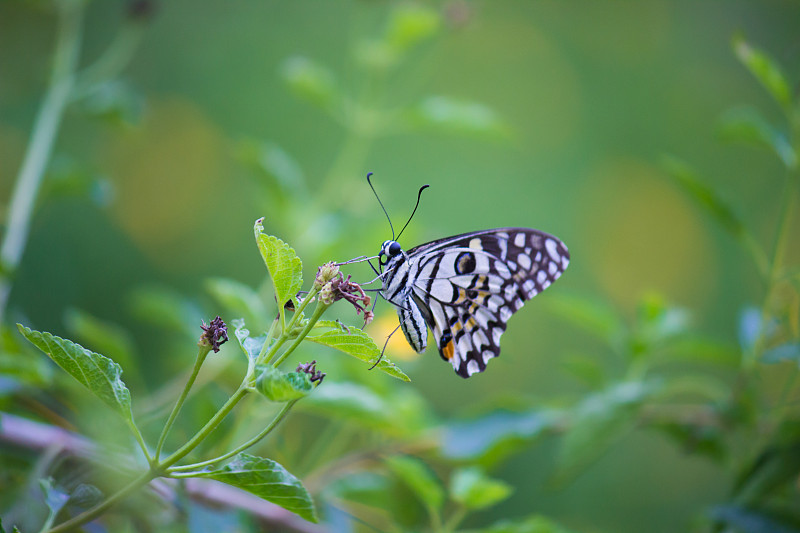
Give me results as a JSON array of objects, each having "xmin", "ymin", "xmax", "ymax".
[{"xmin": 377, "ymin": 228, "xmax": 570, "ymax": 378}]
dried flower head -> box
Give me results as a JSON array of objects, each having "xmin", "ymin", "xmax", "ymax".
[
  {"xmin": 199, "ymin": 316, "xmax": 228, "ymax": 353},
  {"xmin": 296, "ymin": 360, "xmax": 326, "ymax": 384},
  {"xmin": 318, "ymin": 271, "xmax": 373, "ymax": 326}
]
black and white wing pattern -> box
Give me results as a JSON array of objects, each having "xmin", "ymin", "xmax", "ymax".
[{"xmin": 378, "ymin": 228, "xmax": 569, "ymax": 378}]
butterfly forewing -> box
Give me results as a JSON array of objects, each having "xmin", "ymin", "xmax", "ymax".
[{"xmin": 382, "ymin": 228, "xmax": 569, "ymax": 378}]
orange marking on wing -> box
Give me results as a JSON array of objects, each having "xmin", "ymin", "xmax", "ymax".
[{"xmin": 442, "ymin": 339, "xmax": 455, "ymax": 360}]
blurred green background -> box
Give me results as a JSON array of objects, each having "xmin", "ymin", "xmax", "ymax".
[{"xmin": 1, "ymin": 1, "xmax": 799, "ymax": 532}]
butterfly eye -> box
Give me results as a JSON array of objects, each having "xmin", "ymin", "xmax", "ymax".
[{"xmin": 388, "ymin": 241, "xmax": 402, "ymax": 257}]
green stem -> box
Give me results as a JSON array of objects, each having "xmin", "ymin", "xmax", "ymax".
[
  {"xmin": 261, "ymin": 286, "xmax": 320, "ymax": 366},
  {"xmin": 271, "ymin": 301, "xmax": 329, "ymax": 368},
  {"xmin": 160, "ymin": 386, "xmax": 249, "ymax": 469},
  {"xmin": 128, "ymin": 420, "xmax": 152, "ymax": 463},
  {"xmin": 72, "ymin": 20, "xmax": 145, "ymax": 99},
  {"xmin": 46, "ymin": 470, "xmax": 156, "ymax": 533},
  {"xmin": 168, "ymin": 399, "xmax": 298, "ymax": 474},
  {"xmin": 441, "ymin": 506, "xmax": 468, "ymax": 533},
  {"xmin": 154, "ymin": 347, "xmax": 211, "ymax": 461},
  {"xmin": 0, "ymin": 2, "xmax": 83, "ymax": 325}
]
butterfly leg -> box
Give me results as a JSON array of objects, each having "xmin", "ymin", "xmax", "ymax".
[{"xmin": 369, "ymin": 322, "xmax": 402, "ymax": 370}]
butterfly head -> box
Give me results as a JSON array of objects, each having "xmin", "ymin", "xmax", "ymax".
[{"xmin": 379, "ymin": 240, "xmax": 403, "ymax": 268}]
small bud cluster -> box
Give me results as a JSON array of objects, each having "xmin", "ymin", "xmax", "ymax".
[
  {"xmin": 314, "ymin": 262, "xmax": 340, "ymax": 290},
  {"xmin": 296, "ymin": 360, "xmax": 326, "ymax": 384},
  {"xmin": 199, "ymin": 316, "xmax": 228, "ymax": 353},
  {"xmin": 316, "ymin": 268, "xmax": 373, "ymax": 326}
]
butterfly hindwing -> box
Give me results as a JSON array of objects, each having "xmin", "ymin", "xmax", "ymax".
[{"xmin": 407, "ymin": 228, "xmax": 569, "ymax": 377}]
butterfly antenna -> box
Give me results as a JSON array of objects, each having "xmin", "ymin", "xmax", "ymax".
[
  {"xmin": 367, "ymin": 172, "xmax": 395, "ymax": 240},
  {"xmin": 396, "ymin": 184, "xmax": 430, "ymax": 242}
]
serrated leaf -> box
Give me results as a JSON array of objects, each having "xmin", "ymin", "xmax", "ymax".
[
  {"xmin": 254, "ymin": 219, "xmax": 303, "ymax": 309},
  {"xmin": 385, "ymin": 455, "xmax": 445, "ymax": 514},
  {"xmin": 307, "ymin": 321, "xmax": 410, "ymax": 381},
  {"xmin": 718, "ymin": 107, "xmax": 797, "ymax": 169},
  {"xmin": 450, "ymin": 467, "xmax": 513, "ymax": 510},
  {"xmin": 733, "ymin": 35, "xmax": 793, "ymax": 110},
  {"xmin": 205, "ymin": 277, "xmax": 270, "ymax": 328},
  {"xmin": 64, "ymin": 309, "xmax": 138, "ymax": 382},
  {"xmin": 18, "ymin": 325, "xmax": 133, "ymax": 421},
  {"xmin": 193, "ymin": 453, "xmax": 317, "ymax": 523},
  {"xmin": 254, "ymin": 364, "xmax": 312, "ymax": 402},
  {"xmin": 231, "ymin": 319, "xmax": 266, "ymax": 363}
]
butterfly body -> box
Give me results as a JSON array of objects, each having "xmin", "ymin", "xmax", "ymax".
[{"xmin": 378, "ymin": 228, "xmax": 569, "ymax": 378}]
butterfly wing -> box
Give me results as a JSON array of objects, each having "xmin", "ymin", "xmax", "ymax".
[{"xmin": 407, "ymin": 228, "xmax": 569, "ymax": 377}]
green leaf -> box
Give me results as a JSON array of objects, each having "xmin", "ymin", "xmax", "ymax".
[
  {"xmin": 39, "ymin": 478, "xmax": 70, "ymax": 522},
  {"xmin": 554, "ymin": 380, "xmax": 659, "ymax": 484},
  {"xmin": 205, "ymin": 277, "xmax": 270, "ymax": 328},
  {"xmin": 409, "ymin": 96, "xmax": 510, "ymax": 139},
  {"xmin": 733, "ymin": 34, "xmax": 793, "ymax": 110},
  {"xmin": 545, "ymin": 293, "xmax": 625, "ymax": 349},
  {"xmin": 450, "ymin": 467, "xmax": 513, "ymax": 510},
  {"xmin": 385, "ymin": 4, "xmax": 440, "ymax": 52},
  {"xmin": 231, "ymin": 319, "xmax": 266, "ymax": 362},
  {"xmin": 66, "ymin": 483, "xmax": 104, "ymax": 509},
  {"xmin": 306, "ymin": 321, "xmax": 410, "ymax": 381},
  {"xmin": 385, "ymin": 455, "xmax": 445, "ymax": 515},
  {"xmin": 254, "ymin": 364, "xmax": 312, "ymax": 402},
  {"xmin": 711, "ymin": 504, "xmax": 800, "ymax": 533},
  {"xmin": 253, "ymin": 219, "xmax": 303, "ymax": 309},
  {"xmin": 64, "ymin": 309, "xmax": 138, "ymax": 382},
  {"xmin": 300, "ymin": 382, "xmax": 428, "ymax": 435},
  {"xmin": 77, "ymin": 79, "xmax": 144, "ymax": 126},
  {"xmin": 733, "ymin": 420, "xmax": 800, "ymax": 503},
  {"xmin": 280, "ymin": 56, "xmax": 338, "ymax": 111},
  {"xmin": 762, "ymin": 343, "xmax": 800, "ymax": 364},
  {"xmin": 718, "ymin": 107, "xmax": 797, "ymax": 169},
  {"xmin": 193, "ymin": 453, "xmax": 317, "ymax": 523},
  {"xmin": 441, "ymin": 409, "xmax": 560, "ymax": 466},
  {"xmin": 662, "ymin": 156, "xmax": 747, "ymax": 241},
  {"xmin": 234, "ymin": 140, "xmax": 306, "ymax": 197},
  {"xmin": 18, "ymin": 324, "xmax": 133, "ymax": 421},
  {"xmin": 630, "ymin": 293, "xmax": 690, "ymax": 356},
  {"xmin": 128, "ymin": 284, "xmax": 205, "ymax": 337},
  {"xmin": 465, "ymin": 515, "xmax": 579, "ymax": 533}
]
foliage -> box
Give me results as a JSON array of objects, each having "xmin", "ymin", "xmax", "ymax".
[{"xmin": 1, "ymin": 1, "xmax": 799, "ymax": 533}]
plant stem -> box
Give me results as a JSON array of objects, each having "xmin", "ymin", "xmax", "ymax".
[
  {"xmin": 0, "ymin": 2, "xmax": 83, "ymax": 324},
  {"xmin": 271, "ymin": 301, "xmax": 329, "ymax": 368},
  {"xmin": 167, "ymin": 399, "xmax": 298, "ymax": 474},
  {"xmin": 161, "ymin": 386, "xmax": 250, "ymax": 469},
  {"xmin": 46, "ymin": 470, "xmax": 156, "ymax": 533},
  {"xmin": 154, "ymin": 347, "xmax": 211, "ymax": 461},
  {"xmin": 262, "ymin": 286, "xmax": 320, "ymax": 366}
]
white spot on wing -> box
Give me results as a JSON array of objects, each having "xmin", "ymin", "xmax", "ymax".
[
  {"xmin": 545, "ymin": 239, "xmax": 561, "ymax": 262},
  {"xmin": 466, "ymin": 359, "xmax": 480, "ymax": 375},
  {"xmin": 500, "ymin": 306, "xmax": 512, "ymax": 321},
  {"xmin": 514, "ymin": 233, "xmax": 526, "ymax": 247},
  {"xmin": 537, "ymin": 271, "xmax": 548, "ymax": 284},
  {"xmin": 482, "ymin": 350, "xmax": 494, "ymax": 364},
  {"xmin": 492, "ymin": 327, "xmax": 503, "ymax": 345},
  {"xmin": 523, "ymin": 279, "xmax": 536, "ymax": 295},
  {"xmin": 495, "ymin": 261, "xmax": 511, "ymax": 279},
  {"xmin": 518, "ymin": 254, "xmax": 531, "ymax": 270},
  {"xmin": 548, "ymin": 261, "xmax": 559, "ymax": 275}
]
